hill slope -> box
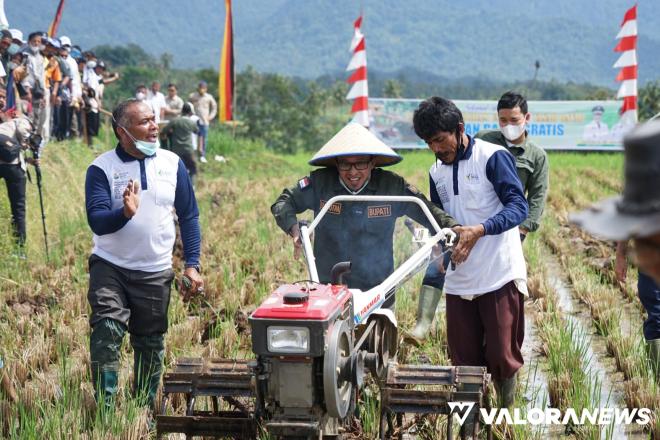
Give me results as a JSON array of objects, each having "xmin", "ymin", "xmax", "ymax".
[{"xmin": 6, "ymin": 0, "xmax": 660, "ymax": 86}]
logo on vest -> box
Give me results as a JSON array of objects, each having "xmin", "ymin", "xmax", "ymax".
[
  {"xmin": 368, "ymin": 204, "xmax": 392, "ymax": 218},
  {"xmin": 320, "ymin": 200, "xmax": 342, "ymax": 215},
  {"xmin": 465, "ymin": 172, "xmax": 480, "ymax": 183}
]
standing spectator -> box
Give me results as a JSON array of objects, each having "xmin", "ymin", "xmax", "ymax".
[
  {"xmin": 188, "ymin": 81, "xmax": 217, "ymax": 163},
  {"xmin": 0, "ymin": 115, "xmax": 40, "ymax": 255},
  {"xmin": 85, "ymin": 88, "xmax": 99, "ymax": 138},
  {"xmin": 23, "ymin": 32, "xmax": 48, "ymax": 142},
  {"xmin": 572, "ymin": 121, "xmax": 660, "ymax": 380},
  {"xmin": 0, "ymin": 29, "xmax": 12, "ymax": 76},
  {"xmin": 58, "ymin": 36, "xmax": 82, "ymax": 139},
  {"xmin": 84, "ymin": 99, "xmax": 203, "ymax": 410},
  {"xmin": 44, "ymin": 38, "xmax": 63, "ymax": 140},
  {"xmin": 163, "ymin": 83, "xmax": 183, "ymax": 123},
  {"xmin": 160, "ymin": 103, "xmax": 199, "ymax": 182},
  {"xmin": 54, "ymin": 38, "xmax": 73, "ymax": 141},
  {"xmin": 413, "ymin": 97, "xmax": 528, "ymax": 412},
  {"xmin": 147, "ymin": 81, "xmax": 166, "ymax": 123},
  {"xmin": 185, "ymin": 101, "xmax": 202, "ymax": 154},
  {"xmin": 97, "ymin": 62, "xmax": 120, "ymax": 107}
]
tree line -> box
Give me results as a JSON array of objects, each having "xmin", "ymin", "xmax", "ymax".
[{"xmin": 96, "ymin": 44, "xmax": 660, "ymax": 153}]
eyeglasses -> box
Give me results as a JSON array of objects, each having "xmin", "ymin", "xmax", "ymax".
[{"xmin": 336, "ymin": 160, "xmax": 371, "ymax": 171}]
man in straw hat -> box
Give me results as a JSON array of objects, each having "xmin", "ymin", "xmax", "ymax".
[
  {"xmin": 571, "ymin": 121, "xmax": 660, "ymax": 379},
  {"xmin": 412, "ymin": 97, "xmax": 529, "ymax": 411},
  {"xmin": 271, "ymin": 122, "xmax": 458, "ymax": 307}
]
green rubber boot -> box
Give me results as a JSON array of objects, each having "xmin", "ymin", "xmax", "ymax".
[
  {"xmin": 131, "ymin": 334, "xmax": 165, "ymax": 409},
  {"xmin": 495, "ymin": 373, "xmax": 517, "ymax": 408},
  {"xmin": 648, "ymin": 338, "xmax": 660, "ymax": 381},
  {"xmin": 90, "ymin": 318, "xmax": 126, "ymax": 411},
  {"xmin": 404, "ymin": 285, "xmax": 442, "ymax": 346}
]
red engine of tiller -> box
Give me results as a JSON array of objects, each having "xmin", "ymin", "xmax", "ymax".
[
  {"xmin": 250, "ymin": 282, "xmax": 352, "ymax": 356},
  {"xmin": 248, "ymin": 280, "xmax": 355, "ymax": 437}
]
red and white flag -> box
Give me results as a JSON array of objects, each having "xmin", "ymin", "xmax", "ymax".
[
  {"xmin": 346, "ymin": 15, "xmax": 369, "ymax": 127},
  {"xmin": 614, "ymin": 4, "xmax": 637, "ymax": 124}
]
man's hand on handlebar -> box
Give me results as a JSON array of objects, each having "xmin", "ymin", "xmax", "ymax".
[{"xmin": 289, "ymin": 223, "xmax": 302, "ymax": 260}]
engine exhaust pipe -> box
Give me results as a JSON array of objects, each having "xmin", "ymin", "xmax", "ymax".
[{"xmin": 330, "ymin": 261, "xmax": 351, "ymax": 285}]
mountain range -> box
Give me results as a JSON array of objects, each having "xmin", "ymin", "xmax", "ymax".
[{"xmin": 6, "ymin": 0, "xmax": 660, "ymax": 87}]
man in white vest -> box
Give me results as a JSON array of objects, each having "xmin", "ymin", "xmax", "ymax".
[
  {"xmin": 84, "ymin": 99, "xmax": 203, "ymax": 410},
  {"xmin": 413, "ymin": 97, "xmax": 528, "ymax": 411}
]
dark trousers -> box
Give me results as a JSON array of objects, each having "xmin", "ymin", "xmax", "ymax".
[
  {"xmin": 0, "ymin": 164, "xmax": 26, "ymax": 246},
  {"xmin": 422, "ymin": 250, "xmax": 451, "ymax": 289},
  {"xmin": 639, "ymin": 271, "xmax": 660, "ymax": 340},
  {"xmin": 87, "ymin": 254, "xmax": 174, "ymax": 406},
  {"xmin": 87, "ymin": 112, "xmax": 100, "ymax": 138},
  {"xmin": 56, "ymin": 103, "xmax": 72, "ymax": 140},
  {"xmin": 175, "ymin": 149, "xmax": 197, "ymax": 179},
  {"xmin": 446, "ymin": 281, "xmax": 525, "ymax": 381}
]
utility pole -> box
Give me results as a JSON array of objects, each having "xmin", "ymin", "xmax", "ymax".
[{"xmin": 533, "ymin": 60, "xmax": 541, "ymax": 82}]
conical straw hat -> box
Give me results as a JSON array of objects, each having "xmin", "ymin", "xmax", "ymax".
[{"xmin": 309, "ymin": 123, "xmax": 402, "ymax": 167}]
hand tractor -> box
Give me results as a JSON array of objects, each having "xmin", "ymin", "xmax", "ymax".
[{"xmin": 157, "ymin": 195, "xmax": 492, "ymax": 439}]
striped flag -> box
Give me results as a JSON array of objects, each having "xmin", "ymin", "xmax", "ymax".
[
  {"xmin": 218, "ymin": 0, "xmax": 234, "ymax": 122},
  {"xmin": 346, "ymin": 15, "xmax": 369, "ymax": 127},
  {"xmin": 613, "ymin": 4, "xmax": 637, "ymax": 124},
  {"xmin": 48, "ymin": 0, "xmax": 66, "ymax": 37}
]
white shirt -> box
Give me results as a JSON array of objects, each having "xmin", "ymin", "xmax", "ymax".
[
  {"xmin": 148, "ymin": 91, "xmax": 167, "ymax": 123},
  {"xmin": 90, "ymin": 148, "xmax": 180, "ymax": 271},
  {"xmin": 64, "ymin": 55, "xmax": 82, "ymax": 99},
  {"xmin": 429, "ymin": 138, "xmax": 527, "ymax": 295}
]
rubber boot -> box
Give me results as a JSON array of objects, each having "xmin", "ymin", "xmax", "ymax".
[
  {"xmin": 494, "ymin": 373, "xmax": 517, "ymax": 408},
  {"xmin": 404, "ymin": 285, "xmax": 442, "ymax": 346},
  {"xmin": 131, "ymin": 334, "xmax": 165, "ymax": 409},
  {"xmin": 648, "ymin": 338, "xmax": 660, "ymax": 381},
  {"xmin": 456, "ymin": 382, "xmax": 481, "ymax": 439},
  {"xmin": 90, "ymin": 318, "xmax": 126, "ymax": 411}
]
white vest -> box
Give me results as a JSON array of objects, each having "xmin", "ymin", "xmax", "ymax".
[
  {"xmin": 430, "ymin": 139, "xmax": 527, "ymax": 295},
  {"xmin": 91, "ymin": 149, "xmax": 180, "ymax": 272}
]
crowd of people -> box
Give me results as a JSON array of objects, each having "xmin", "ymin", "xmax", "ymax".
[
  {"xmin": 0, "ymin": 28, "xmax": 220, "ymax": 253},
  {"xmin": 0, "ymin": 29, "xmax": 121, "ymax": 143}
]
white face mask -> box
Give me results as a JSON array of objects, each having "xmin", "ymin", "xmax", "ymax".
[
  {"xmin": 135, "ymin": 92, "xmax": 146, "ymax": 101},
  {"xmin": 500, "ymin": 122, "xmax": 526, "ymax": 142}
]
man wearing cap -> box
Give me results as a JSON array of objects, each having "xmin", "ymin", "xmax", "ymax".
[
  {"xmin": 413, "ymin": 97, "xmax": 529, "ymax": 410},
  {"xmin": 188, "ymin": 81, "xmax": 217, "ymax": 163},
  {"xmin": 571, "ymin": 121, "xmax": 660, "ymax": 379},
  {"xmin": 58, "ymin": 36, "xmax": 82, "ymax": 138},
  {"xmin": 271, "ymin": 122, "xmax": 458, "ymax": 304},
  {"xmin": 583, "ymin": 105, "xmax": 610, "ymax": 143}
]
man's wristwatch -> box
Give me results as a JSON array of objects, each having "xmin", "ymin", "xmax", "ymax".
[{"xmin": 186, "ymin": 264, "xmax": 202, "ymax": 273}]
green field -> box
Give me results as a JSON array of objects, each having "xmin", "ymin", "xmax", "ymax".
[{"xmin": 0, "ymin": 130, "xmax": 657, "ymax": 439}]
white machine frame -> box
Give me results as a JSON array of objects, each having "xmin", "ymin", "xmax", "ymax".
[{"xmin": 299, "ymin": 195, "xmax": 456, "ymax": 327}]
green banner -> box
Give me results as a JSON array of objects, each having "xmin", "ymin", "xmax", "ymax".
[{"xmin": 369, "ymin": 99, "xmax": 632, "ymax": 151}]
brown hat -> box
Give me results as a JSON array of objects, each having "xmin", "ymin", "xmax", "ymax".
[{"xmin": 309, "ymin": 123, "xmax": 402, "ymax": 167}]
